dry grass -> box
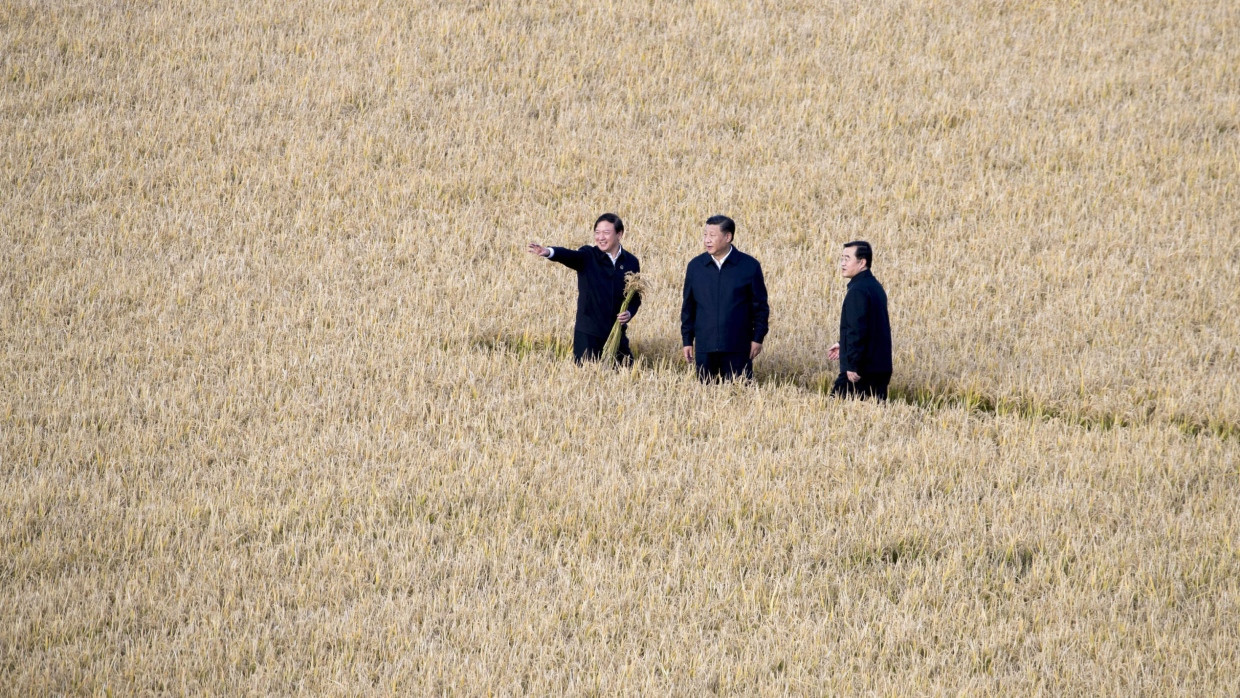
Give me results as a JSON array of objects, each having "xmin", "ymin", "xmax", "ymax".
[{"xmin": 3, "ymin": 0, "xmax": 1239, "ymax": 693}]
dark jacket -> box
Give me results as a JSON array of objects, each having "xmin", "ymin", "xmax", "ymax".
[
  {"xmin": 549, "ymin": 246, "xmax": 641, "ymax": 338},
  {"xmin": 680, "ymin": 248, "xmax": 770, "ymax": 353},
  {"xmin": 839, "ymin": 269, "xmax": 892, "ymax": 375}
]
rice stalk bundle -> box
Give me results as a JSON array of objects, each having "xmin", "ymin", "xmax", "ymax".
[{"xmin": 602, "ymin": 272, "xmax": 645, "ymax": 363}]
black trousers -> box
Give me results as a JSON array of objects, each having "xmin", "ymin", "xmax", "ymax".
[
  {"xmin": 831, "ymin": 372, "xmax": 891, "ymax": 401},
  {"xmin": 573, "ymin": 330, "xmax": 632, "ymax": 364},
  {"xmin": 696, "ymin": 351, "xmax": 752, "ymax": 382}
]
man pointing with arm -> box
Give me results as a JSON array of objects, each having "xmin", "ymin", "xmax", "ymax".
[{"xmin": 528, "ymin": 213, "xmax": 641, "ymax": 364}]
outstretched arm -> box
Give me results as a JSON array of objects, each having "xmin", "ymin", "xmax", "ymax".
[
  {"xmin": 550, "ymin": 246, "xmax": 585, "ymax": 270},
  {"xmin": 527, "ymin": 243, "xmax": 586, "ymax": 269}
]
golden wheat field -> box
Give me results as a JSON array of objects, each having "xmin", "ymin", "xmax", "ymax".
[{"xmin": 3, "ymin": 0, "xmax": 1239, "ymax": 693}]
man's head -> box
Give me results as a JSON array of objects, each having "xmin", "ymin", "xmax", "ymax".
[
  {"xmin": 840, "ymin": 240, "xmax": 872, "ymax": 279},
  {"xmin": 594, "ymin": 213, "xmax": 624, "ymax": 255},
  {"xmin": 703, "ymin": 215, "xmax": 735, "ymax": 258}
]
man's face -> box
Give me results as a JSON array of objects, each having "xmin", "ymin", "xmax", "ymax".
[
  {"xmin": 840, "ymin": 247, "xmax": 867, "ymax": 279},
  {"xmin": 594, "ymin": 221, "xmax": 621, "ymax": 255},
  {"xmin": 703, "ymin": 224, "xmax": 732, "ymax": 257}
]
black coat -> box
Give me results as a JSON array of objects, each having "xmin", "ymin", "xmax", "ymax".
[
  {"xmin": 839, "ymin": 269, "xmax": 892, "ymax": 375},
  {"xmin": 680, "ymin": 248, "xmax": 770, "ymax": 353},
  {"xmin": 549, "ymin": 246, "xmax": 641, "ymax": 338}
]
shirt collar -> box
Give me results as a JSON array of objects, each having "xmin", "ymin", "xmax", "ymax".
[
  {"xmin": 602, "ymin": 245, "xmax": 622, "ymax": 265},
  {"xmin": 847, "ymin": 268, "xmax": 871, "ymax": 287},
  {"xmin": 710, "ymin": 246, "xmax": 733, "ymax": 269}
]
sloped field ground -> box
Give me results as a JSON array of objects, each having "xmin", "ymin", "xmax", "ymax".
[{"xmin": 3, "ymin": 0, "xmax": 1238, "ymax": 693}]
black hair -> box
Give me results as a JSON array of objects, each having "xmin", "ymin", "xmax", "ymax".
[
  {"xmin": 594, "ymin": 213, "xmax": 624, "ymax": 234},
  {"xmin": 843, "ymin": 240, "xmax": 873, "ymax": 269},
  {"xmin": 705, "ymin": 214, "xmax": 735, "ymax": 238}
]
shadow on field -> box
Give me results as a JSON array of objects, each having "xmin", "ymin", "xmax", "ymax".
[{"xmin": 470, "ymin": 331, "xmax": 1238, "ymax": 441}]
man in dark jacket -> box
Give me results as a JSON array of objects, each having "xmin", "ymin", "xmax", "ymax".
[
  {"xmin": 528, "ymin": 213, "xmax": 641, "ymax": 363},
  {"xmin": 681, "ymin": 215, "xmax": 770, "ymax": 381},
  {"xmin": 828, "ymin": 240, "xmax": 892, "ymax": 400}
]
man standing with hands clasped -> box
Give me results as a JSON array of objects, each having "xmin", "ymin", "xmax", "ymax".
[
  {"xmin": 681, "ymin": 215, "xmax": 770, "ymax": 381},
  {"xmin": 828, "ymin": 241, "xmax": 892, "ymax": 400}
]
